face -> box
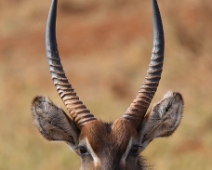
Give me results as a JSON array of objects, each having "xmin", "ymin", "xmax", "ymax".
[
  {"xmin": 32, "ymin": 92, "xmax": 183, "ymax": 170},
  {"xmin": 77, "ymin": 119, "xmax": 146, "ymax": 170}
]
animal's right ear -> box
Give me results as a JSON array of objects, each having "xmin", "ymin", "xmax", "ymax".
[{"xmin": 31, "ymin": 96, "xmax": 80, "ymax": 150}]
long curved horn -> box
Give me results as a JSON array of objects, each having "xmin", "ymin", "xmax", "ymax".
[
  {"xmin": 46, "ymin": 0, "xmax": 96, "ymax": 129},
  {"xmin": 121, "ymin": 0, "xmax": 164, "ymax": 129}
]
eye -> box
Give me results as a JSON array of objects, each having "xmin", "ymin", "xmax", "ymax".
[
  {"xmin": 78, "ymin": 146, "xmax": 89, "ymax": 156},
  {"xmin": 130, "ymin": 145, "xmax": 140, "ymax": 156}
]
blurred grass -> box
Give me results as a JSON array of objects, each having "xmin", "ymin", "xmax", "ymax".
[{"xmin": 0, "ymin": 0, "xmax": 212, "ymax": 169}]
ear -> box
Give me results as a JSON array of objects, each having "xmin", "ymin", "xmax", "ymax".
[
  {"xmin": 139, "ymin": 91, "xmax": 184, "ymax": 151},
  {"xmin": 31, "ymin": 96, "xmax": 79, "ymax": 150}
]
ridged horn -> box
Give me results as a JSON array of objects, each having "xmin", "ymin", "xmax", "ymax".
[
  {"xmin": 46, "ymin": 0, "xmax": 96, "ymax": 129},
  {"xmin": 121, "ymin": 0, "xmax": 164, "ymax": 128}
]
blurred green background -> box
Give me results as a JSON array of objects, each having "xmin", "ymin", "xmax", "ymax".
[{"xmin": 0, "ymin": 0, "xmax": 212, "ymax": 169}]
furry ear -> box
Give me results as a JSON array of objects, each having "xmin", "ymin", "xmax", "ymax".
[
  {"xmin": 139, "ymin": 91, "xmax": 184, "ymax": 151},
  {"xmin": 31, "ymin": 96, "xmax": 79, "ymax": 149}
]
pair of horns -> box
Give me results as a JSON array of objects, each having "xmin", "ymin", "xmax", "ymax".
[{"xmin": 46, "ymin": 0, "xmax": 164, "ymax": 129}]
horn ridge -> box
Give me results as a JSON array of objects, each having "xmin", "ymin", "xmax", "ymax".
[
  {"xmin": 46, "ymin": 0, "xmax": 96, "ymax": 129},
  {"xmin": 122, "ymin": 0, "xmax": 164, "ymax": 128}
]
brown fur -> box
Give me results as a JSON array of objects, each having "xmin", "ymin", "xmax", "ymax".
[{"xmin": 79, "ymin": 119, "xmax": 147, "ymax": 170}]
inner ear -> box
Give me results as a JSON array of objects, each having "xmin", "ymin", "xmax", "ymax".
[
  {"xmin": 139, "ymin": 91, "xmax": 184, "ymax": 151},
  {"xmin": 31, "ymin": 96, "xmax": 80, "ymax": 149}
]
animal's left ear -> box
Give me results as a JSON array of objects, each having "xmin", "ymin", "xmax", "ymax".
[{"xmin": 139, "ymin": 91, "xmax": 184, "ymax": 151}]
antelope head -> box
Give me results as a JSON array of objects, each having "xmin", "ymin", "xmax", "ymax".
[{"xmin": 31, "ymin": 0, "xmax": 184, "ymax": 169}]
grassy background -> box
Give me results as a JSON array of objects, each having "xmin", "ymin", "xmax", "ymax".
[{"xmin": 0, "ymin": 0, "xmax": 212, "ymax": 169}]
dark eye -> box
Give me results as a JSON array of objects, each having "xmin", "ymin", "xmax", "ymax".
[
  {"xmin": 78, "ymin": 146, "xmax": 89, "ymax": 156},
  {"xmin": 130, "ymin": 145, "xmax": 140, "ymax": 156}
]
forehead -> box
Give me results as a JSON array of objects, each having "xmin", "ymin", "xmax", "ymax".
[{"xmin": 80, "ymin": 119, "xmax": 138, "ymax": 154}]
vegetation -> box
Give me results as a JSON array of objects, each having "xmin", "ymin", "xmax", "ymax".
[{"xmin": 0, "ymin": 0, "xmax": 212, "ymax": 169}]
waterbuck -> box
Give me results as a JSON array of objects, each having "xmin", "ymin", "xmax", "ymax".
[{"xmin": 31, "ymin": 0, "xmax": 184, "ymax": 169}]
